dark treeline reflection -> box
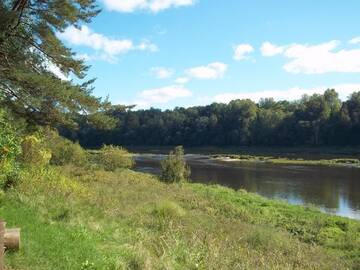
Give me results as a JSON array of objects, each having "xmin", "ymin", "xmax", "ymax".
[
  {"xmin": 190, "ymin": 163, "xmax": 360, "ymax": 212},
  {"xmin": 62, "ymin": 89, "xmax": 360, "ymax": 148}
]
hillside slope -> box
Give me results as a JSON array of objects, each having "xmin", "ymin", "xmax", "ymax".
[{"xmin": 0, "ymin": 166, "xmax": 359, "ymax": 269}]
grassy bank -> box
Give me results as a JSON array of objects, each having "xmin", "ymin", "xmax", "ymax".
[{"xmin": 0, "ymin": 166, "xmax": 359, "ymax": 269}]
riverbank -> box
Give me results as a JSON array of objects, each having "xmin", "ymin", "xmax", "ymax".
[
  {"xmin": 0, "ymin": 166, "xmax": 359, "ymax": 269},
  {"xmin": 212, "ymin": 154, "xmax": 360, "ymax": 168},
  {"xmin": 127, "ymin": 145, "xmax": 360, "ymax": 156},
  {"xmin": 129, "ymin": 146, "xmax": 360, "ymax": 168}
]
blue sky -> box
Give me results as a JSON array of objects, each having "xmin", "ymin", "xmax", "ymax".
[{"xmin": 57, "ymin": 0, "xmax": 360, "ymax": 110}]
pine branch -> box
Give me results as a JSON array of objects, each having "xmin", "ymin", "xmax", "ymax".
[{"xmin": 11, "ymin": 0, "xmax": 29, "ymax": 30}]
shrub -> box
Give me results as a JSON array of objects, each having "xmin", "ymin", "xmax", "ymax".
[
  {"xmin": 20, "ymin": 135, "xmax": 52, "ymax": 166},
  {"xmin": 160, "ymin": 146, "xmax": 190, "ymax": 183},
  {"xmin": 152, "ymin": 200, "xmax": 186, "ymax": 219},
  {"xmin": 0, "ymin": 160, "xmax": 21, "ymax": 190},
  {"xmin": 0, "ymin": 110, "xmax": 22, "ymax": 189},
  {"xmin": 48, "ymin": 135, "xmax": 88, "ymax": 166},
  {"xmin": 97, "ymin": 145, "xmax": 134, "ymax": 171},
  {"xmin": 0, "ymin": 117, "xmax": 21, "ymax": 161}
]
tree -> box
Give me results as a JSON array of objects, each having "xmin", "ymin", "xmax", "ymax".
[
  {"xmin": 160, "ymin": 146, "xmax": 190, "ymax": 183},
  {"xmin": 227, "ymin": 99, "xmax": 257, "ymax": 145},
  {"xmin": 295, "ymin": 90, "xmax": 341, "ymax": 145},
  {"xmin": 62, "ymin": 89, "xmax": 360, "ymax": 147},
  {"xmin": 346, "ymin": 92, "xmax": 360, "ymax": 125},
  {"xmin": 343, "ymin": 92, "xmax": 360, "ymax": 144},
  {"xmin": 253, "ymin": 107, "xmax": 286, "ymax": 145},
  {"xmin": 0, "ymin": 0, "xmax": 112, "ymax": 127}
]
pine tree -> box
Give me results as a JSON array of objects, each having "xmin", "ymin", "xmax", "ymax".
[{"xmin": 0, "ymin": 0, "xmax": 113, "ymax": 127}]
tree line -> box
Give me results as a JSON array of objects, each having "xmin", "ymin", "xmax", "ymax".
[{"xmin": 61, "ymin": 89, "xmax": 360, "ymax": 147}]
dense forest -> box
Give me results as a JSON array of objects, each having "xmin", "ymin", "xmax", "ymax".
[{"xmin": 62, "ymin": 89, "xmax": 360, "ymax": 147}]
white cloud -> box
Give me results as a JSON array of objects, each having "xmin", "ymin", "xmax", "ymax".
[
  {"xmin": 102, "ymin": 0, "xmax": 195, "ymax": 13},
  {"xmin": 58, "ymin": 26, "xmax": 132, "ymax": 55},
  {"xmin": 213, "ymin": 83, "xmax": 360, "ymax": 103},
  {"xmin": 175, "ymin": 77, "xmax": 189, "ymax": 84},
  {"xmin": 349, "ymin": 37, "xmax": 360, "ymax": 44},
  {"xmin": 57, "ymin": 26, "xmax": 157, "ymax": 61},
  {"xmin": 233, "ymin": 44, "xmax": 254, "ymax": 60},
  {"xmin": 132, "ymin": 85, "xmax": 192, "ymax": 109},
  {"xmin": 151, "ymin": 67, "xmax": 174, "ymax": 79},
  {"xmin": 186, "ymin": 62, "xmax": 227, "ymax": 80},
  {"xmin": 260, "ymin": 42, "xmax": 285, "ymax": 56},
  {"xmin": 284, "ymin": 41, "xmax": 360, "ymax": 74},
  {"xmin": 138, "ymin": 40, "xmax": 158, "ymax": 52},
  {"xmin": 262, "ymin": 40, "xmax": 360, "ymax": 74}
]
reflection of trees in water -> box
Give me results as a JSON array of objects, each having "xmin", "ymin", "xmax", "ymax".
[
  {"xmin": 302, "ymin": 168, "xmax": 360, "ymax": 211},
  {"xmin": 189, "ymin": 163, "xmax": 360, "ymax": 215},
  {"xmin": 342, "ymin": 172, "xmax": 360, "ymax": 211},
  {"xmin": 298, "ymin": 174, "xmax": 340, "ymax": 209}
]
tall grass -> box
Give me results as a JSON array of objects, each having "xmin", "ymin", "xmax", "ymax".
[{"xmin": 0, "ymin": 164, "xmax": 359, "ymax": 269}]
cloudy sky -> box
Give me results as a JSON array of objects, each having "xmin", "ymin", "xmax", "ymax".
[{"xmin": 57, "ymin": 0, "xmax": 360, "ymax": 109}]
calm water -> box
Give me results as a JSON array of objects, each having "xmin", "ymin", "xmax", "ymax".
[{"xmin": 134, "ymin": 154, "xmax": 360, "ymax": 220}]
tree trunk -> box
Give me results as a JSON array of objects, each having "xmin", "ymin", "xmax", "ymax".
[{"xmin": 4, "ymin": 228, "xmax": 20, "ymax": 251}]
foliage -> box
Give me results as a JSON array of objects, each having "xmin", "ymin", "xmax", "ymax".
[
  {"xmin": 0, "ymin": 166, "xmax": 359, "ymax": 269},
  {"xmin": 160, "ymin": 146, "xmax": 190, "ymax": 183},
  {"xmin": 0, "ymin": 162, "xmax": 21, "ymax": 190},
  {"xmin": 69, "ymin": 89, "xmax": 360, "ymax": 147},
  {"xmin": 46, "ymin": 132, "xmax": 88, "ymax": 166},
  {"xmin": 0, "ymin": 110, "xmax": 21, "ymax": 160},
  {"xmin": 20, "ymin": 134, "xmax": 51, "ymax": 166},
  {"xmin": 0, "ymin": 0, "xmax": 114, "ymax": 128},
  {"xmin": 96, "ymin": 145, "xmax": 134, "ymax": 171},
  {"xmin": 0, "ymin": 109, "xmax": 21, "ymax": 189}
]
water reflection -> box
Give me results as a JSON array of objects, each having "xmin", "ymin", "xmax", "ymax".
[{"xmin": 134, "ymin": 155, "xmax": 360, "ymax": 220}]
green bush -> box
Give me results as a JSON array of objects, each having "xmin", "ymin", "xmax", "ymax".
[
  {"xmin": 0, "ymin": 115, "xmax": 21, "ymax": 161},
  {"xmin": 44, "ymin": 131, "xmax": 88, "ymax": 166},
  {"xmin": 20, "ymin": 135, "xmax": 52, "ymax": 166},
  {"xmin": 0, "ymin": 110, "xmax": 22, "ymax": 189},
  {"xmin": 160, "ymin": 146, "xmax": 190, "ymax": 183},
  {"xmin": 152, "ymin": 200, "xmax": 186, "ymax": 219},
  {"xmin": 97, "ymin": 145, "xmax": 134, "ymax": 171},
  {"xmin": 0, "ymin": 160, "xmax": 21, "ymax": 190}
]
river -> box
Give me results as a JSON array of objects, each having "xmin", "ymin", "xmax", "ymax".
[{"xmin": 134, "ymin": 154, "xmax": 360, "ymax": 220}]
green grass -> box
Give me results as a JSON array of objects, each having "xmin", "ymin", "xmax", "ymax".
[{"xmin": 0, "ymin": 165, "xmax": 359, "ymax": 269}]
